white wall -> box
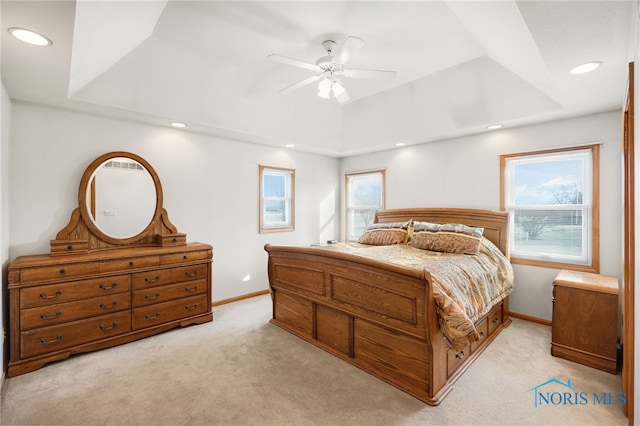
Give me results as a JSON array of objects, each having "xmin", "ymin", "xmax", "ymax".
[
  {"xmin": 341, "ymin": 110, "xmax": 622, "ymax": 321},
  {"xmin": 8, "ymin": 101, "xmax": 340, "ymax": 302},
  {"xmin": 1, "ymin": 79, "xmax": 11, "ymax": 380}
]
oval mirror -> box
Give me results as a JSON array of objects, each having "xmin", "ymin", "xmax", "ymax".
[{"xmin": 79, "ymin": 152, "xmax": 162, "ymax": 243}]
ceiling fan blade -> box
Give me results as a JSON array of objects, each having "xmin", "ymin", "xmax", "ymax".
[
  {"xmin": 279, "ymin": 75, "xmax": 321, "ymax": 94},
  {"xmin": 333, "ymin": 36, "xmax": 365, "ymax": 65},
  {"xmin": 343, "ymin": 69, "xmax": 397, "ymax": 80},
  {"xmin": 268, "ymin": 54, "xmax": 321, "ymax": 72}
]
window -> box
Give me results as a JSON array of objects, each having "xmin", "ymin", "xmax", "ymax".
[
  {"xmin": 345, "ymin": 170, "xmax": 385, "ymax": 241},
  {"xmin": 500, "ymin": 145, "xmax": 599, "ymax": 272},
  {"xmin": 259, "ymin": 166, "xmax": 295, "ymax": 233}
]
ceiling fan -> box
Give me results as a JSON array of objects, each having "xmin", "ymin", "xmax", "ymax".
[{"xmin": 268, "ymin": 36, "xmax": 397, "ymax": 103}]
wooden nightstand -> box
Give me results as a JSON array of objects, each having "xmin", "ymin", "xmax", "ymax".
[{"xmin": 551, "ymin": 270, "xmax": 619, "ymax": 373}]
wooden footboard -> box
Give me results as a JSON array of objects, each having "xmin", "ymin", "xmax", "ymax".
[
  {"xmin": 265, "ymin": 208, "xmax": 512, "ymax": 405},
  {"xmin": 265, "ymin": 245, "xmax": 510, "ymax": 405}
]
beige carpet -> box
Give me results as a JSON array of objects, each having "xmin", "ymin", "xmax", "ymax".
[{"xmin": 0, "ymin": 294, "xmax": 628, "ymax": 425}]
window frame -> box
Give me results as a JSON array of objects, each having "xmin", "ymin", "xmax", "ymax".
[
  {"xmin": 259, "ymin": 165, "xmax": 295, "ymax": 233},
  {"xmin": 345, "ymin": 169, "xmax": 386, "ymax": 241},
  {"xmin": 500, "ymin": 144, "xmax": 600, "ymax": 273}
]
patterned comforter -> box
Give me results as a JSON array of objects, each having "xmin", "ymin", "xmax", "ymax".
[{"xmin": 317, "ymin": 238, "xmax": 514, "ymax": 349}]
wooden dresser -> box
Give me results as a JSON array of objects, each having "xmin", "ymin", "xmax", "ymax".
[
  {"xmin": 551, "ymin": 270, "xmax": 618, "ymax": 373},
  {"xmin": 8, "ymin": 151, "xmax": 213, "ymax": 377}
]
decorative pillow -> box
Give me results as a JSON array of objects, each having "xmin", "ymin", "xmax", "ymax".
[
  {"xmin": 358, "ymin": 221, "xmax": 411, "ymax": 245},
  {"xmin": 409, "ymin": 221, "xmax": 484, "ymax": 254}
]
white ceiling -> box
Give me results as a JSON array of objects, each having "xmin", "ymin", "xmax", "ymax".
[{"xmin": 1, "ymin": 1, "xmax": 634, "ymax": 157}]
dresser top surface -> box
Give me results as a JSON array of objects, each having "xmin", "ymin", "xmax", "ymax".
[{"xmin": 10, "ymin": 242, "xmax": 212, "ymax": 270}]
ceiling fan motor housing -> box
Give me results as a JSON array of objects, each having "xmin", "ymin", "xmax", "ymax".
[
  {"xmin": 316, "ymin": 40, "xmax": 339, "ymax": 71},
  {"xmin": 322, "ymin": 40, "xmax": 337, "ymax": 54}
]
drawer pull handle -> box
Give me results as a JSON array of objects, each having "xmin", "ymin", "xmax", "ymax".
[
  {"xmin": 183, "ymin": 255, "xmax": 188, "ymax": 260},
  {"xmin": 67, "ymin": 245, "xmax": 73, "ymax": 250},
  {"xmin": 172, "ymin": 237, "xmax": 177, "ymax": 243},
  {"xmin": 99, "ymin": 283, "xmax": 118, "ymax": 290},
  {"xmin": 99, "ymin": 302, "xmax": 118, "ymax": 309},
  {"xmin": 478, "ymin": 331, "xmax": 485, "ymax": 340},
  {"xmin": 40, "ymin": 335, "xmax": 63, "ymax": 345},
  {"xmin": 40, "ymin": 311, "xmax": 62, "ymax": 320},
  {"xmin": 185, "ymin": 285, "xmax": 198, "ymax": 292},
  {"xmin": 99, "ymin": 322, "xmax": 118, "ymax": 331},
  {"xmin": 455, "ymin": 350, "xmax": 465, "ymax": 360},
  {"xmin": 185, "ymin": 303, "xmax": 199, "ymax": 311},
  {"xmin": 59, "ymin": 268, "xmax": 66, "ymax": 275},
  {"xmin": 185, "ymin": 271, "xmax": 198, "ymax": 277},
  {"xmin": 145, "ymin": 313, "xmax": 160, "ymax": 320},
  {"xmin": 145, "ymin": 276, "xmax": 160, "ymax": 284},
  {"xmin": 145, "ymin": 293, "xmax": 160, "ymax": 301},
  {"xmin": 492, "ymin": 317, "xmax": 500, "ymax": 325},
  {"xmin": 40, "ymin": 290, "xmax": 62, "ymax": 300},
  {"xmin": 129, "ymin": 261, "xmax": 135, "ymax": 267}
]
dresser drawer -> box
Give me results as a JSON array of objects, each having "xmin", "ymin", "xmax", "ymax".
[
  {"xmin": 20, "ymin": 311, "xmax": 131, "ymax": 358},
  {"xmin": 132, "ymin": 279, "xmax": 207, "ymax": 307},
  {"xmin": 20, "ymin": 261, "xmax": 100, "ymax": 283},
  {"xmin": 21, "ymin": 292, "xmax": 131, "ymax": 330},
  {"xmin": 160, "ymin": 250, "xmax": 210, "ymax": 265},
  {"xmin": 100, "ymin": 256, "xmax": 159, "ymax": 273},
  {"xmin": 132, "ymin": 294, "xmax": 208, "ymax": 330},
  {"xmin": 21, "ymin": 275, "xmax": 131, "ymax": 309},
  {"xmin": 132, "ymin": 264, "xmax": 208, "ymax": 290}
]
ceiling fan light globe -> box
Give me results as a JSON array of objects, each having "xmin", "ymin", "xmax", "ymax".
[
  {"xmin": 318, "ymin": 78, "xmax": 332, "ymax": 99},
  {"xmin": 332, "ymin": 81, "xmax": 346, "ymax": 97}
]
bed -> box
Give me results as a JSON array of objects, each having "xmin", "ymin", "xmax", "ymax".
[{"xmin": 264, "ymin": 207, "xmax": 513, "ymax": 405}]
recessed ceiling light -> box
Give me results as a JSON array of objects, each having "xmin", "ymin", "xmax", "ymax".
[
  {"xmin": 170, "ymin": 122, "xmax": 187, "ymax": 128},
  {"xmin": 285, "ymin": 144, "xmax": 295, "ymax": 148},
  {"xmin": 569, "ymin": 61, "xmax": 602, "ymax": 75},
  {"xmin": 8, "ymin": 27, "xmax": 52, "ymax": 46},
  {"xmin": 395, "ymin": 142, "xmax": 406, "ymax": 147},
  {"xmin": 487, "ymin": 124, "xmax": 503, "ymax": 130}
]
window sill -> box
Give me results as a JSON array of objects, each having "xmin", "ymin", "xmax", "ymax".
[{"xmin": 510, "ymin": 257, "xmax": 598, "ymax": 274}]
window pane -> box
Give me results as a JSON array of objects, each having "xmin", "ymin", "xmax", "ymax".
[
  {"xmin": 514, "ymin": 157, "xmax": 584, "ymax": 206},
  {"xmin": 264, "ymin": 174, "xmax": 285, "ymax": 197},
  {"xmin": 265, "ymin": 200, "xmax": 286, "ymax": 223},
  {"xmin": 350, "ymin": 174, "xmax": 382, "ymax": 207},
  {"xmin": 513, "ymin": 208, "xmax": 584, "ymax": 257},
  {"xmin": 350, "ymin": 208, "xmax": 377, "ymax": 238},
  {"xmin": 346, "ymin": 171, "xmax": 385, "ymax": 240}
]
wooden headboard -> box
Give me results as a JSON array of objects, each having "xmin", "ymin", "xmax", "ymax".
[{"xmin": 374, "ymin": 207, "xmax": 510, "ymax": 256}]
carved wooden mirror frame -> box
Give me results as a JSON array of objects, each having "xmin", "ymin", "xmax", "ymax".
[{"xmin": 51, "ymin": 151, "xmax": 186, "ymax": 254}]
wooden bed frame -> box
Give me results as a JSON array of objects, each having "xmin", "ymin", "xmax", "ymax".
[{"xmin": 264, "ymin": 207, "xmax": 512, "ymax": 405}]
